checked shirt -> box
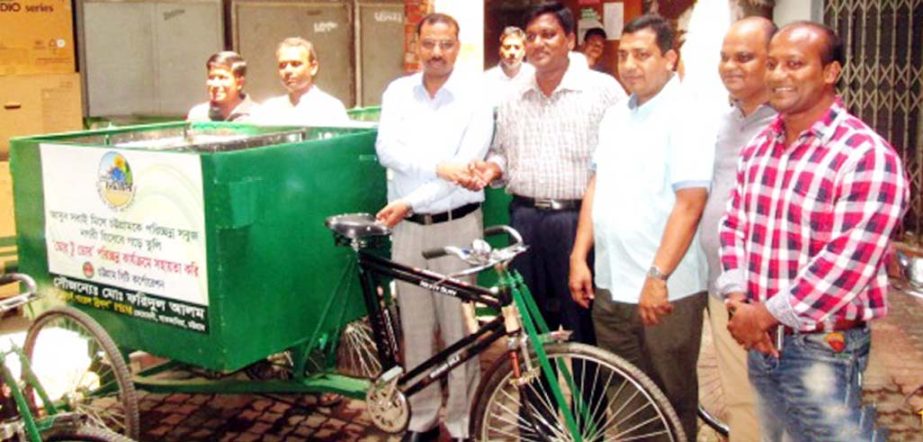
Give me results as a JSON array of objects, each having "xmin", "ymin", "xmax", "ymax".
[{"xmin": 717, "ymin": 100, "xmax": 909, "ymax": 331}]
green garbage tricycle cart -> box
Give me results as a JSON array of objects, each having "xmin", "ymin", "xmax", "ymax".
[
  {"xmin": 9, "ymin": 120, "xmax": 685, "ymax": 441},
  {"xmin": 9, "ymin": 121, "xmax": 393, "ymax": 440}
]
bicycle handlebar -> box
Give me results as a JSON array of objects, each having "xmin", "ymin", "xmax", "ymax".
[
  {"xmin": 421, "ymin": 225, "xmax": 527, "ymax": 273},
  {"xmin": 0, "ymin": 273, "xmax": 38, "ymax": 314}
]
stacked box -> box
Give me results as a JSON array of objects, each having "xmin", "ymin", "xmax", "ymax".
[
  {"xmin": 0, "ymin": 0, "xmax": 82, "ymax": 159},
  {"xmin": 0, "ymin": 0, "xmax": 75, "ymax": 75}
]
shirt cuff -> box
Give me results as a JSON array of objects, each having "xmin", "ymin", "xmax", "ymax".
[
  {"xmin": 485, "ymin": 156, "xmax": 507, "ymax": 187},
  {"xmin": 716, "ymin": 268, "xmax": 746, "ymax": 298},
  {"xmin": 763, "ymin": 290, "xmax": 803, "ymax": 329},
  {"xmin": 672, "ymin": 180, "xmax": 710, "ymax": 191},
  {"xmin": 402, "ymin": 195, "xmax": 425, "ymax": 213}
]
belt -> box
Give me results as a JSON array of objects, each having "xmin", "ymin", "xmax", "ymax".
[
  {"xmin": 512, "ymin": 195, "xmax": 581, "ymax": 211},
  {"xmin": 783, "ymin": 319, "xmax": 866, "ymax": 335},
  {"xmin": 407, "ymin": 202, "xmax": 480, "ymax": 225}
]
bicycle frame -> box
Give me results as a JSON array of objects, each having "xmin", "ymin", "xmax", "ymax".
[{"xmin": 354, "ymin": 248, "xmax": 587, "ymax": 440}]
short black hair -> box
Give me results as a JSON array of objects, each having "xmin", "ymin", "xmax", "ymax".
[
  {"xmin": 583, "ymin": 27, "xmax": 607, "ymax": 41},
  {"xmin": 206, "ymin": 51, "xmax": 247, "ymax": 77},
  {"xmin": 786, "ymin": 21, "xmax": 844, "ymax": 65},
  {"xmin": 623, "ymin": 14, "xmax": 674, "ymax": 55},
  {"xmin": 524, "ymin": 1, "xmax": 575, "ymax": 36},
  {"xmin": 416, "ymin": 12, "xmax": 460, "ymax": 38}
]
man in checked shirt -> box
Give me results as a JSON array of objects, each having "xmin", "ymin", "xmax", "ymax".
[{"xmin": 719, "ymin": 22, "xmax": 908, "ymax": 441}]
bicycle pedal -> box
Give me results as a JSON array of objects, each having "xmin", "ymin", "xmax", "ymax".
[{"xmin": 378, "ymin": 365, "xmax": 403, "ymax": 384}]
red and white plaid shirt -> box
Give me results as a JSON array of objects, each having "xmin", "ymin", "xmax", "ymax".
[{"xmin": 718, "ymin": 100, "xmax": 909, "ymax": 331}]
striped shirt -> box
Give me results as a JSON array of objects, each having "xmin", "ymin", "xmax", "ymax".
[
  {"xmin": 487, "ymin": 60, "xmax": 626, "ymax": 199},
  {"xmin": 718, "ymin": 100, "xmax": 909, "ymax": 331}
]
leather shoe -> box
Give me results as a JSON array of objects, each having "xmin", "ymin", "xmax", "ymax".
[{"xmin": 400, "ymin": 427, "xmax": 440, "ymax": 442}]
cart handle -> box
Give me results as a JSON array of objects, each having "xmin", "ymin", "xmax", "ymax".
[{"xmin": 0, "ymin": 273, "xmax": 38, "ymax": 314}]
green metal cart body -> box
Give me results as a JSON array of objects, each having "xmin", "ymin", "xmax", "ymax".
[{"xmin": 10, "ymin": 122, "xmax": 385, "ymax": 373}]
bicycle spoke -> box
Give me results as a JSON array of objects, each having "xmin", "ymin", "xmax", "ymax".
[{"xmin": 582, "ymin": 368, "xmax": 616, "ymax": 441}]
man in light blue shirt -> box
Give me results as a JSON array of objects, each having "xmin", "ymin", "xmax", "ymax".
[
  {"xmin": 569, "ymin": 14, "xmax": 713, "ymax": 439},
  {"xmin": 374, "ymin": 12, "xmax": 493, "ymax": 442}
]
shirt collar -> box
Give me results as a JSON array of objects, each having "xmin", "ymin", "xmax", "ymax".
[
  {"xmin": 731, "ymin": 100, "xmax": 775, "ymax": 122},
  {"xmin": 627, "ymin": 74, "xmax": 679, "ymax": 114},
  {"xmin": 767, "ymin": 97, "xmax": 846, "ymax": 145},
  {"xmin": 227, "ymin": 94, "xmax": 255, "ymax": 119},
  {"xmin": 412, "ymin": 70, "xmax": 462, "ymax": 102},
  {"xmin": 520, "ymin": 56, "xmax": 591, "ymax": 98}
]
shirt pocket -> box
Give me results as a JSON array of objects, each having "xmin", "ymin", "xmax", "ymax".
[{"xmin": 788, "ymin": 173, "xmax": 835, "ymax": 250}]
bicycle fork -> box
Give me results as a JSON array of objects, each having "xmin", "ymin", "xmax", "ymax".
[{"xmin": 499, "ymin": 271, "xmax": 585, "ymax": 442}]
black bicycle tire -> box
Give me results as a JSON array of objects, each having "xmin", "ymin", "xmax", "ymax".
[
  {"xmin": 471, "ymin": 341, "xmax": 686, "ymax": 441},
  {"xmin": 23, "ymin": 306, "xmax": 140, "ymax": 440},
  {"xmin": 44, "ymin": 424, "xmax": 135, "ymax": 442}
]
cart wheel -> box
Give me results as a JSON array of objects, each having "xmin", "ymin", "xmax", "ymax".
[
  {"xmin": 24, "ymin": 307, "xmax": 140, "ymax": 440},
  {"xmin": 44, "ymin": 424, "xmax": 135, "ymax": 442},
  {"xmin": 244, "ymin": 351, "xmax": 296, "ymax": 380},
  {"xmin": 244, "ymin": 317, "xmax": 385, "ymax": 381}
]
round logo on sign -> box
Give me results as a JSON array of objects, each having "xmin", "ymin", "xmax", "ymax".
[
  {"xmin": 83, "ymin": 261, "xmax": 95, "ymax": 279},
  {"xmin": 97, "ymin": 152, "xmax": 135, "ymax": 210}
]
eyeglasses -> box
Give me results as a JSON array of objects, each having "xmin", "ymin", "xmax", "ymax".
[{"xmin": 419, "ymin": 39, "xmax": 457, "ymax": 51}]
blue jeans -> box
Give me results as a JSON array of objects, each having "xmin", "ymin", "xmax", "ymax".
[{"xmin": 747, "ymin": 327, "xmax": 882, "ymax": 442}]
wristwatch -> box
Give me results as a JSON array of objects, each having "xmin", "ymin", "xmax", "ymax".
[{"xmin": 647, "ymin": 265, "xmax": 669, "ymax": 282}]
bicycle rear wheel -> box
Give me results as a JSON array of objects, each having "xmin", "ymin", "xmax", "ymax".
[
  {"xmin": 471, "ymin": 342, "xmax": 685, "ymax": 441},
  {"xmin": 23, "ymin": 307, "xmax": 139, "ymax": 440},
  {"xmin": 698, "ymin": 314, "xmax": 730, "ymax": 438}
]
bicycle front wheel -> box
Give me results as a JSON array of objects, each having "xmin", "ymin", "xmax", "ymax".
[
  {"xmin": 471, "ymin": 342, "xmax": 685, "ymax": 441},
  {"xmin": 24, "ymin": 307, "xmax": 140, "ymax": 440}
]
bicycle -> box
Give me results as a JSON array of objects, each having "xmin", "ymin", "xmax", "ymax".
[
  {"xmin": 326, "ymin": 213, "xmax": 686, "ymax": 441},
  {"xmin": 0, "ymin": 273, "xmax": 134, "ymax": 441}
]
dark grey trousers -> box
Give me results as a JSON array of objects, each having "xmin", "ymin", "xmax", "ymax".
[{"xmin": 593, "ymin": 289, "xmax": 707, "ymax": 440}]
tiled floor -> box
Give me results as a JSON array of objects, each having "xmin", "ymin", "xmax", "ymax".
[{"xmin": 5, "ymin": 291, "xmax": 923, "ymax": 441}]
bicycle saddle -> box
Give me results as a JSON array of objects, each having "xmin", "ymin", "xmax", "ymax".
[{"xmin": 325, "ymin": 213, "xmax": 390, "ymax": 239}]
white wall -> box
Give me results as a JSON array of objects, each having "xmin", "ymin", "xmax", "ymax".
[
  {"xmin": 434, "ymin": 0, "xmax": 484, "ymax": 74},
  {"xmin": 773, "ymin": 0, "xmax": 823, "ymax": 26}
]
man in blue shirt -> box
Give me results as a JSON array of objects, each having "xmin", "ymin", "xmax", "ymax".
[{"xmin": 570, "ymin": 14, "xmax": 713, "ymax": 439}]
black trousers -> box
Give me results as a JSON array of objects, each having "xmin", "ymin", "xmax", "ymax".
[{"xmin": 509, "ymin": 200, "xmax": 596, "ymax": 345}]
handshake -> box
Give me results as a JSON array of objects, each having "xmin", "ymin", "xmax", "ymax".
[
  {"xmin": 376, "ymin": 160, "xmax": 502, "ymax": 228},
  {"xmin": 437, "ymin": 160, "xmax": 502, "ymax": 191}
]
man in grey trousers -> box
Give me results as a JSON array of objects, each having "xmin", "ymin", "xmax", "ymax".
[{"xmin": 374, "ymin": 12, "xmax": 493, "ymax": 442}]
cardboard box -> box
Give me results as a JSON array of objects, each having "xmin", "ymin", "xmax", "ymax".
[
  {"xmin": 0, "ymin": 0, "xmax": 75, "ymax": 75},
  {"xmin": 0, "ymin": 73, "xmax": 83, "ymax": 158}
]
